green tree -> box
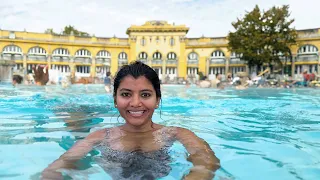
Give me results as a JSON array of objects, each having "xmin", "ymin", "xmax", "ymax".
[
  {"xmin": 44, "ymin": 26, "xmax": 90, "ymax": 37},
  {"xmin": 62, "ymin": 25, "xmax": 90, "ymax": 37},
  {"xmin": 44, "ymin": 28, "xmax": 58, "ymax": 35},
  {"xmin": 228, "ymin": 5, "xmax": 297, "ymax": 72}
]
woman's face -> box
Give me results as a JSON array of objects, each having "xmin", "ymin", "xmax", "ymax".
[{"xmin": 115, "ymin": 75, "xmax": 160, "ymax": 127}]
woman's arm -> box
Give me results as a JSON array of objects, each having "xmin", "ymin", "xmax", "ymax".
[
  {"xmin": 41, "ymin": 129, "xmax": 106, "ymax": 179},
  {"xmin": 176, "ymin": 127, "xmax": 220, "ymax": 180}
]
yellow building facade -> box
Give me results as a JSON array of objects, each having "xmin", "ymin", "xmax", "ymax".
[{"xmin": 0, "ymin": 20, "xmax": 320, "ymax": 82}]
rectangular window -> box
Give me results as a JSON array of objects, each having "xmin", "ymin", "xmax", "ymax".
[
  {"xmin": 141, "ymin": 38, "xmax": 146, "ymax": 46},
  {"xmin": 170, "ymin": 38, "xmax": 175, "ymax": 46}
]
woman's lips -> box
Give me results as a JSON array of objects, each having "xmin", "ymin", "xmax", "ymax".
[{"xmin": 127, "ymin": 110, "xmax": 146, "ymax": 117}]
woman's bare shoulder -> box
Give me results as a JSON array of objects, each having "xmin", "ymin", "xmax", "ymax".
[
  {"xmin": 85, "ymin": 128, "xmax": 111, "ymax": 142},
  {"xmin": 166, "ymin": 126, "xmax": 193, "ymax": 134},
  {"xmin": 87, "ymin": 127, "xmax": 124, "ymax": 140},
  {"xmin": 156, "ymin": 126, "xmax": 194, "ymax": 138},
  {"xmin": 171, "ymin": 127, "xmax": 199, "ymax": 140}
]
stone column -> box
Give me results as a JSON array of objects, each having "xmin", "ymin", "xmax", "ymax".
[
  {"xmin": 318, "ymin": 53, "xmax": 320, "ymax": 74},
  {"xmin": 206, "ymin": 58, "xmax": 210, "ymax": 76},
  {"xmin": 225, "ymin": 57, "xmax": 230, "ymax": 76},
  {"xmin": 110, "ymin": 53, "xmax": 118, "ymax": 76},
  {"xmin": 148, "ymin": 58, "xmax": 152, "ymax": 67},
  {"xmin": 245, "ymin": 65, "xmax": 249, "ymax": 74},
  {"xmin": 23, "ymin": 54, "xmax": 27, "ymax": 72},
  {"xmin": 69, "ymin": 56, "xmax": 76, "ymax": 84},
  {"xmin": 291, "ymin": 54, "xmax": 296, "ymax": 77},
  {"xmin": 91, "ymin": 57, "xmax": 96, "ymax": 78},
  {"xmin": 47, "ymin": 55, "xmax": 51, "ymax": 70},
  {"xmin": 162, "ymin": 59, "xmax": 166, "ymax": 82},
  {"xmin": 176, "ymin": 58, "xmax": 179, "ymax": 78},
  {"xmin": 198, "ymin": 56, "xmax": 206, "ymax": 76}
]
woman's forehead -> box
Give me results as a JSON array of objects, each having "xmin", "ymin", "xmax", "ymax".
[{"xmin": 118, "ymin": 76, "xmax": 154, "ymax": 90}]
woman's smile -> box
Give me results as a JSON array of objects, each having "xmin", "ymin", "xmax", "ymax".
[{"xmin": 127, "ymin": 110, "xmax": 147, "ymax": 117}]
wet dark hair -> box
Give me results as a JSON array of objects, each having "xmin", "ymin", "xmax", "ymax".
[
  {"xmin": 234, "ymin": 80, "xmax": 241, "ymax": 86},
  {"xmin": 12, "ymin": 75, "xmax": 23, "ymax": 84},
  {"xmin": 113, "ymin": 61, "xmax": 161, "ymax": 99}
]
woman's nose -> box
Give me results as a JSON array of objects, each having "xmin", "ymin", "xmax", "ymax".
[{"xmin": 129, "ymin": 94, "xmax": 141, "ymax": 107}]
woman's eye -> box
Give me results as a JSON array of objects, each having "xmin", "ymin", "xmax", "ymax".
[
  {"xmin": 121, "ymin": 93, "xmax": 130, "ymax": 97},
  {"xmin": 141, "ymin": 93, "xmax": 151, "ymax": 97}
]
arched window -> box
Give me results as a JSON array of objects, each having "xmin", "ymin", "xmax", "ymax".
[
  {"xmin": 119, "ymin": 52, "xmax": 128, "ymax": 59},
  {"xmin": 96, "ymin": 50, "xmax": 111, "ymax": 65},
  {"xmin": 97, "ymin": 50, "xmax": 111, "ymax": 58},
  {"xmin": 153, "ymin": 52, "xmax": 162, "ymax": 60},
  {"xmin": 138, "ymin": 52, "xmax": 148, "ymax": 59},
  {"xmin": 2, "ymin": 45, "xmax": 22, "ymax": 55},
  {"xmin": 52, "ymin": 48, "xmax": 70, "ymax": 56},
  {"xmin": 75, "ymin": 49, "xmax": 91, "ymax": 57},
  {"xmin": 52, "ymin": 48, "xmax": 70, "ymax": 62},
  {"xmin": 211, "ymin": 50, "xmax": 225, "ymax": 58},
  {"xmin": 188, "ymin": 52, "xmax": 198, "ymax": 60},
  {"xmin": 2, "ymin": 45, "xmax": 23, "ymax": 61},
  {"xmin": 297, "ymin": 45, "xmax": 318, "ymax": 62},
  {"xmin": 298, "ymin": 45, "xmax": 318, "ymax": 54},
  {"xmin": 27, "ymin": 46, "xmax": 47, "ymax": 61},
  {"xmin": 28, "ymin": 46, "xmax": 47, "ymax": 55},
  {"xmin": 167, "ymin": 52, "xmax": 177, "ymax": 60}
]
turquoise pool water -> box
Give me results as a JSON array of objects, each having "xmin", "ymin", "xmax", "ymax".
[{"xmin": 0, "ymin": 84, "xmax": 319, "ymax": 180}]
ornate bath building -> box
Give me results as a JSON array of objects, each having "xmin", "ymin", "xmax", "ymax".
[{"xmin": 0, "ymin": 20, "xmax": 319, "ymax": 82}]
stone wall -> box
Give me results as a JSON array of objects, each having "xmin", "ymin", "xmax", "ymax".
[{"xmin": 0, "ymin": 64, "xmax": 13, "ymax": 83}]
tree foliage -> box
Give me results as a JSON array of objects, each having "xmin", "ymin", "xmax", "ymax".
[
  {"xmin": 44, "ymin": 26, "xmax": 90, "ymax": 37},
  {"xmin": 44, "ymin": 28, "xmax": 58, "ymax": 35},
  {"xmin": 62, "ymin": 25, "xmax": 90, "ymax": 36},
  {"xmin": 228, "ymin": 5, "xmax": 297, "ymax": 69}
]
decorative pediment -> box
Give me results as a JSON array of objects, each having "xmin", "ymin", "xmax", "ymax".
[
  {"xmin": 126, "ymin": 21, "xmax": 189, "ymax": 35},
  {"xmin": 144, "ymin": 21, "xmax": 168, "ymax": 26}
]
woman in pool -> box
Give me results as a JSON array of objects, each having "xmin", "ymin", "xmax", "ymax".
[{"xmin": 42, "ymin": 61, "xmax": 220, "ymax": 180}]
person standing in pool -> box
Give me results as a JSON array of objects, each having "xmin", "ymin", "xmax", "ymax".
[
  {"xmin": 104, "ymin": 72, "xmax": 112, "ymax": 93},
  {"xmin": 42, "ymin": 61, "xmax": 220, "ymax": 180}
]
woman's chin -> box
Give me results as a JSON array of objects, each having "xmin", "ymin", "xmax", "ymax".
[{"xmin": 126, "ymin": 119, "xmax": 148, "ymax": 127}]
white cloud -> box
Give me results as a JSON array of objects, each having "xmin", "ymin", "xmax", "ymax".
[{"xmin": 0, "ymin": 0, "xmax": 319, "ymax": 38}]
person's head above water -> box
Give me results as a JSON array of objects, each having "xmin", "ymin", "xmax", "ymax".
[
  {"xmin": 113, "ymin": 61, "xmax": 161, "ymax": 99},
  {"xmin": 12, "ymin": 75, "xmax": 23, "ymax": 86},
  {"xmin": 113, "ymin": 61, "xmax": 161, "ymax": 128}
]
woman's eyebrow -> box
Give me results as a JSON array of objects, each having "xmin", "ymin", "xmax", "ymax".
[
  {"xmin": 119, "ymin": 88, "xmax": 153, "ymax": 92},
  {"xmin": 140, "ymin": 89, "xmax": 153, "ymax": 92},
  {"xmin": 119, "ymin": 88, "xmax": 132, "ymax": 92}
]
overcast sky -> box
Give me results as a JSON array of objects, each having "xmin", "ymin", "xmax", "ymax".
[{"xmin": 0, "ymin": 0, "xmax": 319, "ymax": 38}]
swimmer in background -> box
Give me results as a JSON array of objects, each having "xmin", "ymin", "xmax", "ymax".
[
  {"xmin": 211, "ymin": 73, "xmax": 222, "ymax": 88},
  {"xmin": 12, "ymin": 75, "xmax": 23, "ymax": 87},
  {"xmin": 33, "ymin": 65, "xmax": 49, "ymax": 86},
  {"xmin": 104, "ymin": 72, "xmax": 112, "ymax": 93},
  {"xmin": 42, "ymin": 61, "xmax": 220, "ymax": 180}
]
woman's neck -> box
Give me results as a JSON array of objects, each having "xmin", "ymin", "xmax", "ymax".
[{"xmin": 121, "ymin": 121, "xmax": 159, "ymax": 133}]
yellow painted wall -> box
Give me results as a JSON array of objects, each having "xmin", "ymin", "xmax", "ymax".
[{"xmin": 1, "ymin": 23, "xmax": 320, "ymax": 79}]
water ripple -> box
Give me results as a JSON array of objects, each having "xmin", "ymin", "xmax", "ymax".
[{"xmin": 0, "ymin": 84, "xmax": 319, "ymax": 179}]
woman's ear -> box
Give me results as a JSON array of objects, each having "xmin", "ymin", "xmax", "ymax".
[
  {"xmin": 156, "ymin": 98, "xmax": 160, "ymax": 108},
  {"xmin": 114, "ymin": 99, "xmax": 117, "ymax": 108}
]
